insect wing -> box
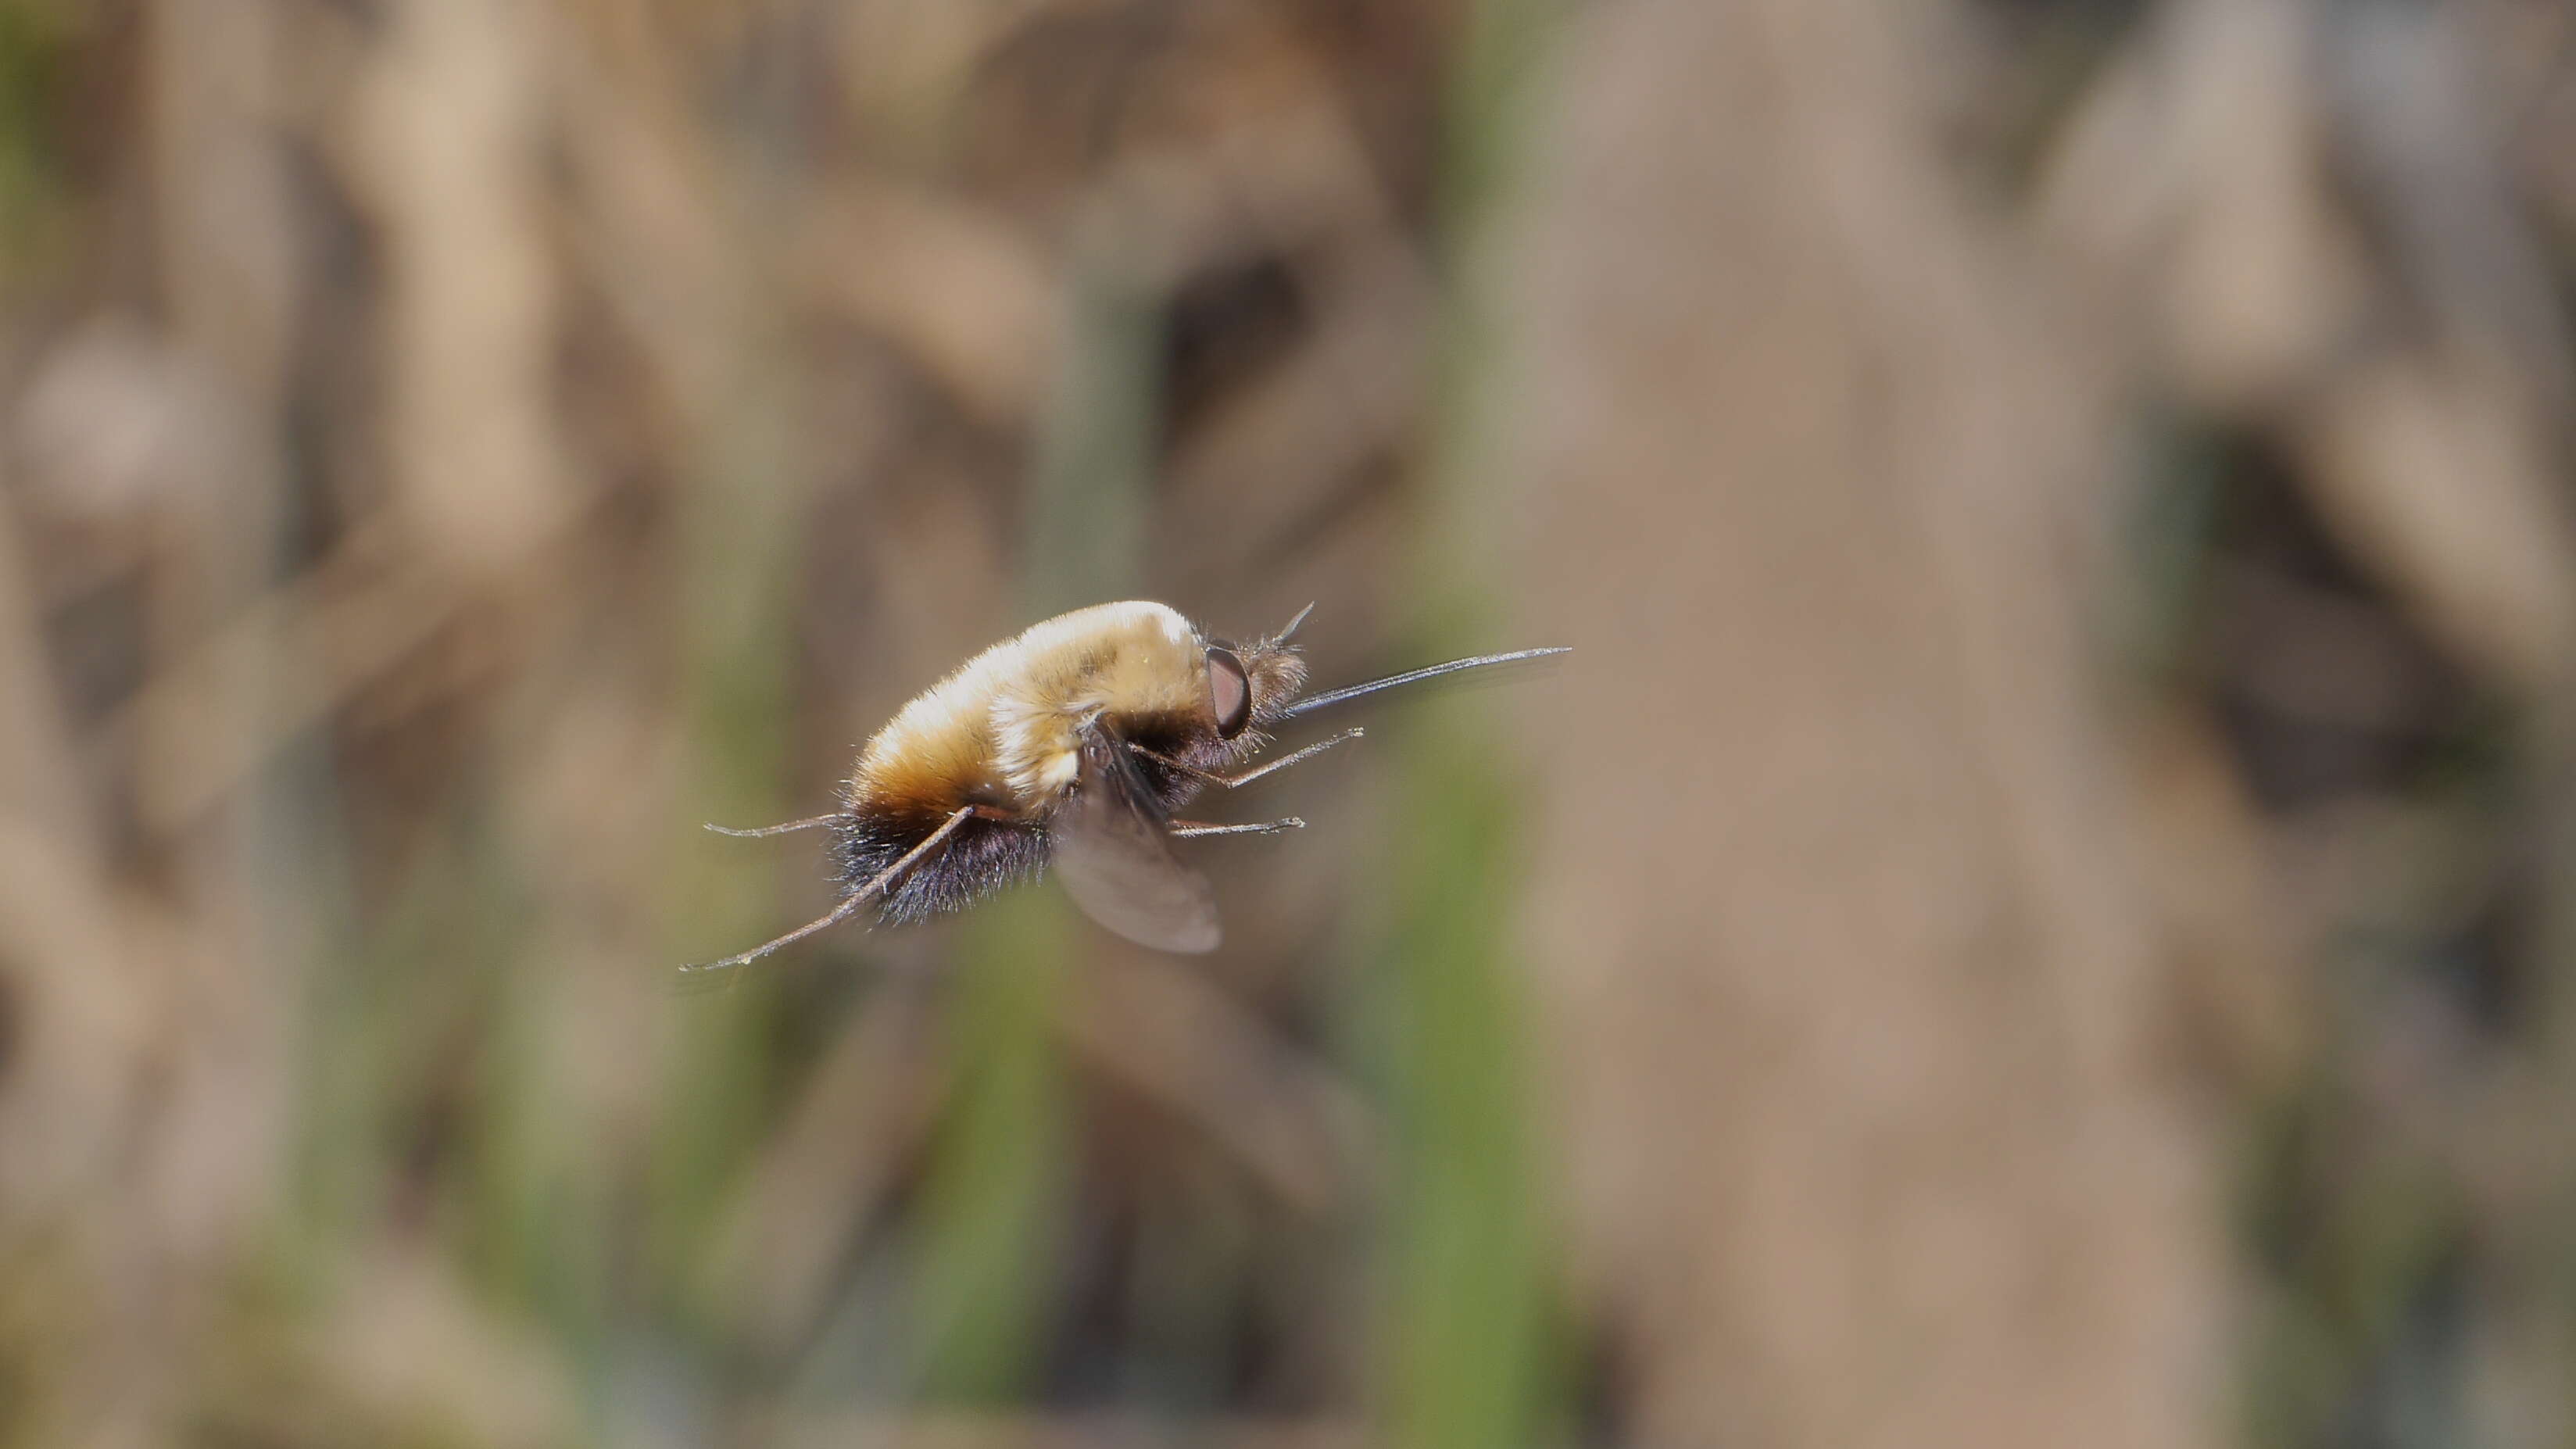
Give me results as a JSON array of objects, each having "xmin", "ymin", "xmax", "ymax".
[{"xmin": 1051, "ymin": 727, "xmax": 1221, "ymax": 953}]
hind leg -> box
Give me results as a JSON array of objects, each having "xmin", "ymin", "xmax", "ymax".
[
  {"xmin": 1166, "ymin": 818, "xmax": 1304, "ymax": 838},
  {"xmin": 682, "ymin": 803, "xmax": 978, "ymax": 978}
]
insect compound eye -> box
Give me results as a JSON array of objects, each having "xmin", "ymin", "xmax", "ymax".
[{"xmin": 1206, "ymin": 646, "xmax": 1253, "ymax": 738}]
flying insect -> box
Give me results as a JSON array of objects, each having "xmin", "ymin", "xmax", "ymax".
[{"xmin": 687, "ymin": 601, "xmax": 1562, "ymax": 971}]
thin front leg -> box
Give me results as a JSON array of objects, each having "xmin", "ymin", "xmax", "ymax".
[
  {"xmin": 1167, "ymin": 817, "xmax": 1306, "ymax": 839},
  {"xmin": 681, "ymin": 803, "xmax": 977, "ymax": 977},
  {"xmin": 705, "ymin": 813, "xmax": 842, "ymax": 838},
  {"xmin": 1130, "ymin": 728, "xmax": 1363, "ymax": 789}
]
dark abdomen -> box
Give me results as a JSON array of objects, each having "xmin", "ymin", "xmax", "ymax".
[{"xmin": 832, "ymin": 807, "xmax": 1048, "ymax": 925}]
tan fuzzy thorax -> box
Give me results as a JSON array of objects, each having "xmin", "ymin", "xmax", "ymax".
[{"xmin": 848, "ymin": 602, "xmax": 1213, "ymax": 825}]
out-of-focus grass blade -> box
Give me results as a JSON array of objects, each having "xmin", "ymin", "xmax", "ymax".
[
  {"xmin": 653, "ymin": 372, "xmax": 814, "ymax": 1332},
  {"xmin": 901, "ymin": 249, "xmax": 1161, "ymax": 1403},
  {"xmin": 1372, "ymin": 728, "xmax": 1555, "ymax": 1449},
  {"xmin": 904, "ymin": 887, "xmax": 1073, "ymax": 1403},
  {"xmin": 1369, "ymin": 0, "xmax": 1569, "ymax": 1442}
]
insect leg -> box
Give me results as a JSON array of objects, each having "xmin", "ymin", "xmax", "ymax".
[
  {"xmin": 1129, "ymin": 728, "xmax": 1363, "ymax": 789},
  {"xmin": 1167, "ymin": 818, "xmax": 1305, "ymax": 838},
  {"xmin": 704, "ymin": 813, "xmax": 842, "ymax": 837},
  {"xmin": 681, "ymin": 803, "xmax": 977, "ymax": 976}
]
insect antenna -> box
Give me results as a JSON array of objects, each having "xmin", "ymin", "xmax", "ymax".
[{"xmin": 1277, "ymin": 647, "xmax": 1570, "ymax": 720}]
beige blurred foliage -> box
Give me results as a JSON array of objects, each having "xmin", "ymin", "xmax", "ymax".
[
  {"xmin": 1505, "ymin": 2, "xmax": 2210, "ymax": 1444},
  {"xmin": 1506, "ymin": 1, "xmax": 2576, "ymax": 1447},
  {"xmin": 0, "ymin": 0, "xmax": 2572, "ymax": 1445}
]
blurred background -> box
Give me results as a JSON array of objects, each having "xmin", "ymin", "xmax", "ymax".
[{"xmin": 3, "ymin": 0, "xmax": 2576, "ymax": 1446}]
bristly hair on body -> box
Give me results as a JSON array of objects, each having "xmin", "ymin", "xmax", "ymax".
[
  {"xmin": 687, "ymin": 599, "xmax": 1563, "ymax": 971},
  {"xmin": 821, "ymin": 608, "xmax": 1293, "ymax": 926},
  {"xmin": 826, "ymin": 701, "xmax": 1239, "ymax": 924}
]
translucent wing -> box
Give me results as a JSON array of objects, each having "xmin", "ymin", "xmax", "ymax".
[{"xmin": 1050, "ymin": 724, "xmax": 1221, "ymax": 953}]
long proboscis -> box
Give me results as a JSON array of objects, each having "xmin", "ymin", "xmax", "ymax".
[{"xmin": 1277, "ymin": 647, "xmax": 1570, "ymax": 721}]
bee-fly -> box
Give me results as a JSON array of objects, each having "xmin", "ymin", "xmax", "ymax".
[{"xmin": 688, "ymin": 601, "xmax": 1563, "ymax": 971}]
